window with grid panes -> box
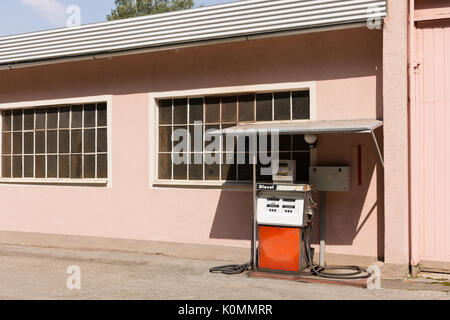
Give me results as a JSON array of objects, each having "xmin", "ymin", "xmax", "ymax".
[
  {"xmin": 1, "ymin": 103, "xmax": 108, "ymax": 180},
  {"xmin": 157, "ymin": 90, "xmax": 311, "ymax": 183}
]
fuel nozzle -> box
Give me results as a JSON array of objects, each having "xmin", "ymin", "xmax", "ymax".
[{"xmin": 304, "ymin": 192, "xmax": 318, "ymax": 218}]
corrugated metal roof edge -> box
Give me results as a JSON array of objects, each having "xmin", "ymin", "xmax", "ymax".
[
  {"xmin": 0, "ymin": 0, "xmax": 356, "ymax": 41},
  {"xmin": 0, "ymin": 21, "xmax": 369, "ymax": 70}
]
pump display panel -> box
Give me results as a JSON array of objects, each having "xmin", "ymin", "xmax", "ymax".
[{"xmin": 257, "ymin": 192, "xmax": 306, "ymax": 227}]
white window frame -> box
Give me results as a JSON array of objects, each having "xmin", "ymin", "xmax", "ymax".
[
  {"xmin": 149, "ymin": 82, "xmax": 317, "ymax": 189},
  {"xmin": 0, "ymin": 95, "xmax": 113, "ymax": 187}
]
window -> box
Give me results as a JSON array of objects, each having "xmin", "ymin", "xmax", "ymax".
[
  {"xmin": 157, "ymin": 90, "xmax": 311, "ymax": 183},
  {"xmin": 1, "ymin": 103, "xmax": 108, "ymax": 180}
]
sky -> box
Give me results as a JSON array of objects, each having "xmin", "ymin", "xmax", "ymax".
[{"xmin": 0, "ymin": 0, "xmax": 237, "ymax": 37}]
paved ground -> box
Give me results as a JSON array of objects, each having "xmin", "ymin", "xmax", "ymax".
[{"xmin": 0, "ymin": 244, "xmax": 449, "ymax": 300}]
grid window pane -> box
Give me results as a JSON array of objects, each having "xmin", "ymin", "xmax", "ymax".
[
  {"xmin": 158, "ymin": 99, "xmax": 172, "ymax": 125},
  {"xmin": 292, "ymin": 91, "xmax": 310, "ymax": 120},
  {"xmin": 84, "ymin": 155, "xmax": 96, "ymax": 178},
  {"xmin": 2, "ymin": 103, "xmax": 108, "ymax": 180},
  {"xmin": 35, "ymin": 131, "xmax": 45, "ymax": 154},
  {"xmin": 189, "ymin": 98, "xmax": 203, "ymax": 124},
  {"xmin": 238, "ymin": 95, "xmax": 255, "ymax": 122},
  {"xmin": 35, "ymin": 155, "xmax": 45, "ymax": 178},
  {"xmin": 2, "ymin": 156, "xmax": 11, "ymax": 177},
  {"xmin": 35, "ymin": 108, "xmax": 46, "ymax": 129},
  {"xmin": 97, "ymin": 103, "xmax": 107, "ymax": 127},
  {"xmin": 47, "ymin": 155, "xmax": 57, "ymax": 178},
  {"xmin": 173, "ymin": 166, "xmax": 187, "ymax": 180},
  {"xmin": 59, "ymin": 155, "xmax": 70, "ymax": 178},
  {"xmin": 293, "ymin": 134, "xmax": 309, "ymax": 151},
  {"xmin": 189, "ymin": 153, "xmax": 203, "ymax": 180},
  {"xmin": 173, "ymin": 99, "xmax": 188, "ymax": 124},
  {"xmin": 84, "ymin": 104, "xmax": 96, "ymax": 128},
  {"xmin": 97, "ymin": 128, "xmax": 107, "ymax": 153},
  {"xmin": 71, "ymin": 130, "xmax": 82, "ymax": 154},
  {"xmin": 12, "ymin": 156, "xmax": 22, "ymax": 178},
  {"xmin": 59, "ymin": 130, "xmax": 70, "ymax": 153},
  {"xmin": 71, "ymin": 105, "xmax": 82, "ymax": 128},
  {"xmin": 97, "ymin": 154, "xmax": 108, "ymax": 178},
  {"xmin": 274, "ymin": 92, "xmax": 291, "ymax": 121},
  {"xmin": 205, "ymin": 96, "xmax": 220, "ymax": 124},
  {"xmin": 84, "ymin": 129, "xmax": 95, "ymax": 153},
  {"xmin": 189, "ymin": 125, "xmax": 203, "ymax": 153},
  {"xmin": 24, "ymin": 109, "xmax": 34, "ymax": 130},
  {"xmin": 2, "ymin": 133, "xmax": 11, "ymax": 155},
  {"xmin": 13, "ymin": 132, "xmax": 22, "ymax": 155},
  {"xmin": 238, "ymin": 163, "xmax": 253, "ymax": 181},
  {"xmin": 71, "ymin": 154, "xmax": 82, "ymax": 178},
  {"xmin": 156, "ymin": 91, "xmax": 310, "ymax": 183},
  {"xmin": 293, "ymin": 152, "xmax": 310, "ymax": 182},
  {"xmin": 24, "ymin": 156, "xmax": 33, "ymax": 178},
  {"xmin": 221, "ymin": 163, "xmax": 236, "ymax": 181},
  {"xmin": 47, "ymin": 108, "xmax": 58, "ymax": 129},
  {"xmin": 24, "ymin": 132, "xmax": 34, "ymax": 155},
  {"xmin": 47, "ymin": 130, "xmax": 57, "ymax": 154},
  {"xmin": 59, "ymin": 106, "xmax": 70, "ymax": 128},
  {"xmin": 205, "ymin": 162, "xmax": 219, "ymax": 180},
  {"xmin": 279, "ymin": 135, "xmax": 292, "ymax": 152},
  {"xmin": 256, "ymin": 93, "xmax": 272, "ymax": 121},
  {"xmin": 222, "ymin": 96, "xmax": 237, "ymax": 123},
  {"xmin": 12, "ymin": 110, "xmax": 23, "ymax": 131},
  {"xmin": 158, "ymin": 153, "xmax": 171, "ymax": 180},
  {"xmin": 173, "ymin": 153, "xmax": 188, "ymax": 180},
  {"xmin": 2, "ymin": 110, "xmax": 11, "ymax": 131},
  {"xmin": 159, "ymin": 126, "xmax": 172, "ymax": 153}
]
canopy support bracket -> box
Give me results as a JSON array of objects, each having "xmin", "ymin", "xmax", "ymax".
[{"xmin": 370, "ymin": 129, "xmax": 384, "ymax": 168}]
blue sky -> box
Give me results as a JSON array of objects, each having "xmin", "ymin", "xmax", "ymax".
[{"xmin": 0, "ymin": 0, "xmax": 237, "ymax": 37}]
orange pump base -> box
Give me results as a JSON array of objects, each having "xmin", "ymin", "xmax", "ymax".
[{"xmin": 258, "ymin": 226, "xmax": 301, "ymax": 272}]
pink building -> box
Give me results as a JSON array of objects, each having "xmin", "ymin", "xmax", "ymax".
[{"xmin": 0, "ymin": 0, "xmax": 448, "ymax": 276}]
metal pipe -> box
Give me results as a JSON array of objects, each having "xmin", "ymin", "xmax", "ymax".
[
  {"xmin": 252, "ymin": 134, "xmax": 257, "ymax": 269},
  {"xmin": 319, "ymin": 191, "xmax": 326, "ymax": 267}
]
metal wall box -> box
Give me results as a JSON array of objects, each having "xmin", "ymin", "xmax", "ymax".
[{"xmin": 309, "ymin": 167, "xmax": 350, "ymax": 192}]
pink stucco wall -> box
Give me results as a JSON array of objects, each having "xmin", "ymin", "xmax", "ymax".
[
  {"xmin": 0, "ymin": 27, "xmax": 384, "ymax": 258},
  {"xmin": 383, "ymin": 0, "xmax": 410, "ymax": 265}
]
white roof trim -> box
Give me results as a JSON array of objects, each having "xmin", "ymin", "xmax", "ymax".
[{"xmin": 0, "ymin": 0, "xmax": 386, "ymax": 67}]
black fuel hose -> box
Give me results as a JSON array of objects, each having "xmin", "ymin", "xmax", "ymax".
[
  {"xmin": 209, "ymin": 263, "xmax": 251, "ymax": 275},
  {"xmin": 209, "ymin": 227, "xmax": 372, "ymax": 279},
  {"xmin": 303, "ymin": 227, "xmax": 372, "ymax": 280}
]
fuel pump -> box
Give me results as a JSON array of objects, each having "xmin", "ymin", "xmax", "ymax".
[
  {"xmin": 255, "ymin": 160, "xmax": 316, "ymax": 274},
  {"xmin": 210, "ymin": 141, "xmax": 372, "ymax": 280}
]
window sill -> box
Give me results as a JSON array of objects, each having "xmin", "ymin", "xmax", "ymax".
[
  {"xmin": 152, "ymin": 180, "xmax": 253, "ymax": 190},
  {"xmin": 0, "ymin": 178, "xmax": 109, "ymax": 186}
]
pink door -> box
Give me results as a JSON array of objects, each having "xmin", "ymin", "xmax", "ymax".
[{"xmin": 411, "ymin": 20, "xmax": 450, "ymax": 264}]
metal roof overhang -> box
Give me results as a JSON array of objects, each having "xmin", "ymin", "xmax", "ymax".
[
  {"xmin": 0, "ymin": 0, "xmax": 387, "ymax": 70},
  {"xmin": 212, "ymin": 119, "xmax": 384, "ymax": 166}
]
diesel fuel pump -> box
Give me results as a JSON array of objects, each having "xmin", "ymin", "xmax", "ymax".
[{"xmin": 256, "ymin": 160, "xmax": 316, "ymax": 274}]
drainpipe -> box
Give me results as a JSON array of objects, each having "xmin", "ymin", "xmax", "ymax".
[{"xmin": 408, "ymin": 0, "xmax": 419, "ymax": 269}]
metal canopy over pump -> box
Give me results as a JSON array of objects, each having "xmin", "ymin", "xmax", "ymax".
[{"xmin": 216, "ymin": 119, "xmax": 384, "ymax": 167}]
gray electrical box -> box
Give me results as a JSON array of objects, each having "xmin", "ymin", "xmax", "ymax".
[{"xmin": 309, "ymin": 167, "xmax": 350, "ymax": 192}]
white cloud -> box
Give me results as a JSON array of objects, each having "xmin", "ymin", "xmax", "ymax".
[{"xmin": 21, "ymin": 0, "xmax": 67, "ymax": 27}]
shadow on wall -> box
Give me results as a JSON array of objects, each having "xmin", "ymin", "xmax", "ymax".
[
  {"xmin": 310, "ymin": 131, "xmax": 384, "ymax": 259},
  {"xmin": 209, "ymin": 130, "xmax": 384, "ymax": 260},
  {"xmin": 209, "ymin": 190, "xmax": 253, "ymax": 241}
]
